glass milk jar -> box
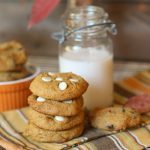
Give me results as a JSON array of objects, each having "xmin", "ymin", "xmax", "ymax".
[{"xmin": 59, "ymin": 6, "xmax": 116, "ymax": 110}]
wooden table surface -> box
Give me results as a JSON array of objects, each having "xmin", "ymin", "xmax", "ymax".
[{"xmin": 0, "ymin": 0, "xmax": 150, "ymax": 62}]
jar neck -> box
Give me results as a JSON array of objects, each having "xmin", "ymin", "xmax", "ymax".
[
  {"xmin": 62, "ymin": 6, "xmax": 116, "ymax": 42},
  {"xmin": 66, "ymin": 29, "xmax": 108, "ymax": 41}
]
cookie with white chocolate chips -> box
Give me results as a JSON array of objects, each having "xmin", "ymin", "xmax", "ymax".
[
  {"xmin": 28, "ymin": 95, "xmax": 83, "ymax": 116},
  {"xmin": 23, "ymin": 123, "xmax": 84, "ymax": 143},
  {"xmin": 27, "ymin": 108, "xmax": 85, "ymax": 131},
  {"xmin": 29, "ymin": 72, "xmax": 88, "ymax": 100}
]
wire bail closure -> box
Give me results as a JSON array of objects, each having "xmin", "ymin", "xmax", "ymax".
[{"xmin": 52, "ymin": 21, "xmax": 117, "ymax": 44}]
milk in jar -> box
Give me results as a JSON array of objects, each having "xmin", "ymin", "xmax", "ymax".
[
  {"xmin": 59, "ymin": 6, "xmax": 116, "ymax": 110},
  {"xmin": 59, "ymin": 47, "xmax": 113, "ymax": 109}
]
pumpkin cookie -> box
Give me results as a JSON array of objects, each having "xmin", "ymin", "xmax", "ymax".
[
  {"xmin": 30, "ymin": 72, "xmax": 88, "ymax": 100},
  {"xmin": 0, "ymin": 41, "xmax": 27, "ymax": 72},
  {"xmin": 23, "ymin": 123, "xmax": 84, "ymax": 143},
  {"xmin": 90, "ymin": 106, "xmax": 141, "ymax": 131},
  {"xmin": 28, "ymin": 95, "xmax": 83, "ymax": 116},
  {"xmin": 27, "ymin": 108, "xmax": 85, "ymax": 131}
]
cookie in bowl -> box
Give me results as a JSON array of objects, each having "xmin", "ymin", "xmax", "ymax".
[
  {"xmin": 0, "ymin": 65, "xmax": 40, "ymax": 112},
  {"xmin": 0, "ymin": 41, "xmax": 27, "ymax": 72},
  {"xmin": 0, "ymin": 67, "xmax": 29, "ymax": 82}
]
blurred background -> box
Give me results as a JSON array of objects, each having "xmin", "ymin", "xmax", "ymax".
[{"xmin": 0, "ymin": 0, "xmax": 150, "ymax": 62}]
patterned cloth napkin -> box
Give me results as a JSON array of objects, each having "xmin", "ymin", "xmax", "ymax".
[{"xmin": 0, "ymin": 70, "xmax": 150, "ymax": 150}]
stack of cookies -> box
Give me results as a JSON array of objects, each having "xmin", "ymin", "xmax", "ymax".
[
  {"xmin": 24, "ymin": 72, "xmax": 88, "ymax": 143},
  {"xmin": 0, "ymin": 41, "xmax": 28, "ymax": 81}
]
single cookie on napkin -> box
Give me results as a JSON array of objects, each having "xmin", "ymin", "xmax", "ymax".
[{"xmin": 90, "ymin": 106, "xmax": 141, "ymax": 131}]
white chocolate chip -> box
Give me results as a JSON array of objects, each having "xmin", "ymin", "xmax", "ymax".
[
  {"xmin": 63, "ymin": 145, "xmax": 68, "ymax": 148},
  {"xmin": 63, "ymin": 100, "xmax": 73, "ymax": 104},
  {"xmin": 54, "ymin": 116, "xmax": 65, "ymax": 122},
  {"xmin": 42, "ymin": 77, "xmax": 51, "ymax": 82},
  {"xmin": 70, "ymin": 78, "xmax": 78, "ymax": 83},
  {"xmin": 37, "ymin": 97, "xmax": 46, "ymax": 102},
  {"xmin": 48, "ymin": 72, "xmax": 54, "ymax": 76},
  {"xmin": 71, "ymin": 148, "xmax": 80, "ymax": 150},
  {"xmin": 83, "ymin": 137, "xmax": 88, "ymax": 140},
  {"xmin": 55, "ymin": 77, "xmax": 63, "ymax": 81},
  {"xmin": 59, "ymin": 82, "xmax": 67, "ymax": 90},
  {"xmin": 80, "ymin": 137, "xmax": 88, "ymax": 142}
]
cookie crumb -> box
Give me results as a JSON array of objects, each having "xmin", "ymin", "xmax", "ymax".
[{"xmin": 80, "ymin": 137, "xmax": 88, "ymax": 142}]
